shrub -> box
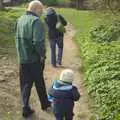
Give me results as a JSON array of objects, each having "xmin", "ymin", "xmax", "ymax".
[
  {"xmin": 59, "ymin": 9, "xmax": 120, "ymax": 120},
  {"xmin": 82, "ymin": 27, "xmax": 120, "ymax": 120},
  {"xmin": 0, "ymin": 9, "xmax": 24, "ymax": 47},
  {"xmin": 43, "ymin": 0, "xmax": 58, "ymax": 6},
  {"xmin": 89, "ymin": 20, "xmax": 120, "ymax": 43}
]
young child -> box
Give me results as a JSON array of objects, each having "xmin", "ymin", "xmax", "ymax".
[{"xmin": 48, "ymin": 69, "xmax": 80, "ymax": 120}]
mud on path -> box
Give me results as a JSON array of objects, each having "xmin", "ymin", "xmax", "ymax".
[{"xmin": 0, "ymin": 24, "xmax": 92, "ymax": 120}]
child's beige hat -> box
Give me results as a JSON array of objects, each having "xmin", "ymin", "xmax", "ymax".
[{"xmin": 60, "ymin": 69, "xmax": 74, "ymax": 83}]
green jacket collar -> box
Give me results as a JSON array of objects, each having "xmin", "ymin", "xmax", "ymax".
[{"xmin": 26, "ymin": 11, "xmax": 39, "ymax": 17}]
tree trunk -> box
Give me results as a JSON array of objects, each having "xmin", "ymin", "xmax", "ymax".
[
  {"xmin": 0, "ymin": 0, "xmax": 4, "ymax": 9},
  {"xmin": 76, "ymin": 0, "xmax": 84, "ymax": 9}
]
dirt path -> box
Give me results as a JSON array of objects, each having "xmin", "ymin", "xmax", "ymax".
[{"xmin": 0, "ymin": 24, "xmax": 92, "ymax": 120}]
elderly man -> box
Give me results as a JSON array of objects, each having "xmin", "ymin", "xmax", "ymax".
[{"xmin": 16, "ymin": 0, "xmax": 50, "ymax": 118}]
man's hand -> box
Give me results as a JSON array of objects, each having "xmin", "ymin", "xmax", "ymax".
[
  {"xmin": 40, "ymin": 56, "xmax": 46, "ymax": 62},
  {"xmin": 40, "ymin": 56, "xmax": 46, "ymax": 70}
]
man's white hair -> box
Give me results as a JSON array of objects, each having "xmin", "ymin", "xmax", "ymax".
[{"xmin": 27, "ymin": 0, "xmax": 43, "ymax": 14}]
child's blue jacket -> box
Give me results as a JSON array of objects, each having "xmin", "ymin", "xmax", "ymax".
[{"xmin": 48, "ymin": 80, "xmax": 80, "ymax": 114}]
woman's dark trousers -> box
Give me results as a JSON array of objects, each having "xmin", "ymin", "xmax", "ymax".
[{"xmin": 50, "ymin": 36, "xmax": 63, "ymax": 66}]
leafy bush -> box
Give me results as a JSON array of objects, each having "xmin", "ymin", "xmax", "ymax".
[
  {"xmin": 0, "ymin": 8, "xmax": 24, "ymax": 47},
  {"xmin": 115, "ymin": 113, "xmax": 120, "ymax": 120},
  {"xmin": 80, "ymin": 23, "xmax": 120, "ymax": 119},
  {"xmin": 84, "ymin": 40, "xmax": 120, "ymax": 120},
  {"xmin": 89, "ymin": 20, "xmax": 120, "ymax": 43},
  {"xmin": 60, "ymin": 9, "xmax": 120, "ymax": 120},
  {"xmin": 88, "ymin": 0, "xmax": 120, "ymax": 11},
  {"xmin": 43, "ymin": 0, "xmax": 58, "ymax": 6}
]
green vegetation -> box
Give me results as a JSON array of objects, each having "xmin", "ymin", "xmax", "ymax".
[
  {"xmin": 90, "ymin": 21, "xmax": 120, "ymax": 43},
  {"xmin": 57, "ymin": 0, "xmax": 71, "ymax": 4},
  {"xmin": 43, "ymin": 0, "xmax": 71, "ymax": 6},
  {"xmin": 89, "ymin": 0, "xmax": 120, "ymax": 11},
  {"xmin": 0, "ymin": 8, "xmax": 24, "ymax": 47},
  {"xmin": 59, "ymin": 9, "xmax": 120, "ymax": 120},
  {"xmin": 43, "ymin": 0, "xmax": 58, "ymax": 6},
  {"xmin": 0, "ymin": 7, "xmax": 120, "ymax": 120}
]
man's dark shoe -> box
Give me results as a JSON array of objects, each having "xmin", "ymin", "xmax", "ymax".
[{"xmin": 22, "ymin": 108, "xmax": 35, "ymax": 118}]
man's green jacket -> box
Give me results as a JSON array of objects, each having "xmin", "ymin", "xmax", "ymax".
[{"xmin": 16, "ymin": 11, "xmax": 46, "ymax": 64}]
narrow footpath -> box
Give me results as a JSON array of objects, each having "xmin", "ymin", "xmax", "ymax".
[{"xmin": 0, "ymin": 23, "xmax": 92, "ymax": 120}]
